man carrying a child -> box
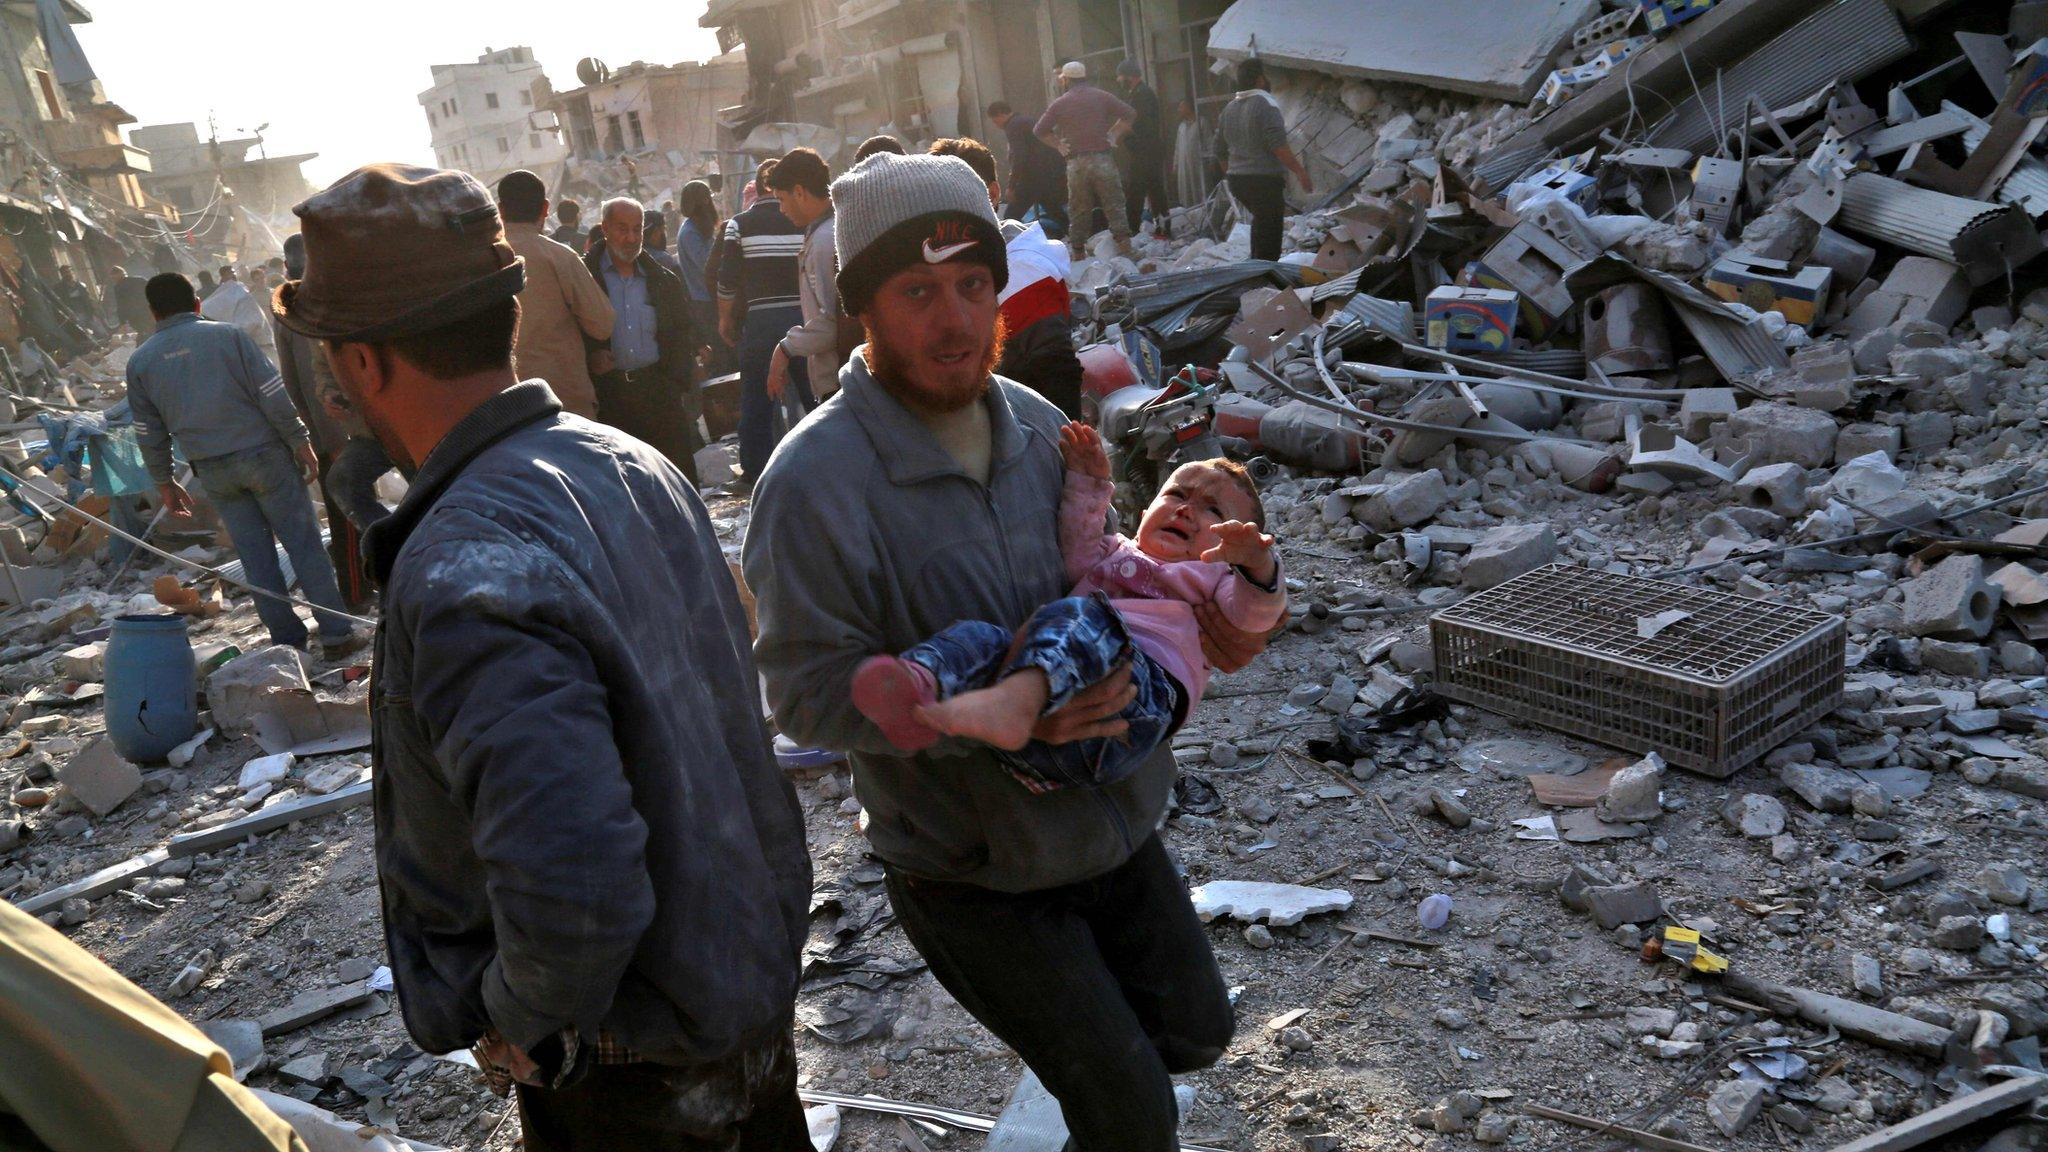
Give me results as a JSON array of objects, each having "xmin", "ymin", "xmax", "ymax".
[{"xmin": 744, "ymin": 152, "xmax": 1274, "ymax": 1152}]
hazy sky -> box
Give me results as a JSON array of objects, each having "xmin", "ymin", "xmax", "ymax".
[{"xmin": 74, "ymin": 1, "xmax": 725, "ymax": 188}]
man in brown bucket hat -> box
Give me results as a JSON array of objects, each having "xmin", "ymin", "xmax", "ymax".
[{"xmin": 276, "ymin": 163, "xmax": 810, "ymax": 1150}]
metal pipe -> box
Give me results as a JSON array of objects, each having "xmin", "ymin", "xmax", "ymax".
[
  {"xmin": 1385, "ymin": 335, "xmax": 1673, "ymax": 400},
  {"xmin": 1262, "ymin": 360, "xmax": 1604, "ymax": 448},
  {"xmin": 1343, "ymin": 363, "xmax": 1677, "ymax": 405}
]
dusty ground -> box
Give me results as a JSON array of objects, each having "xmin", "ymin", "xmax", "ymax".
[{"xmin": 8, "ymin": 474, "xmax": 2043, "ymax": 1152}]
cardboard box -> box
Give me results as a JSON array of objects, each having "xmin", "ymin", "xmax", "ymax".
[
  {"xmin": 2012, "ymin": 38, "xmax": 2048, "ymax": 118},
  {"xmin": 1641, "ymin": 0, "xmax": 1716, "ymax": 33},
  {"xmin": 1689, "ymin": 156, "xmax": 1742, "ymax": 235},
  {"xmin": 1426, "ymin": 287, "xmax": 1520, "ymax": 353},
  {"xmin": 1702, "ymin": 254, "xmax": 1833, "ymax": 327},
  {"xmin": 1467, "ymin": 221, "xmax": 1588, "ymax": 335},
  {"xmin": 1523, "ymin": 164, "xmax": 1599, "ymax": 213}
]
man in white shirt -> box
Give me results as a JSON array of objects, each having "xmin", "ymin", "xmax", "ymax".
[{"xmin": 199, "ymin": 265, "xmax": 277, "ymax": 360}]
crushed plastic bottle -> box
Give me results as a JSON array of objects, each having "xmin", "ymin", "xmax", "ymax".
[{"xmin": 1418, "ymin": 893, "xmax": 1453, "ymax": 931}]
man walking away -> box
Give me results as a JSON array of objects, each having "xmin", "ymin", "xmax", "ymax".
[
  {"xmin": 930, "ymin": 137, "xmax": 1082, "ymax": 419},
  {"xmin": 717, "ymin": 162, "xmax": 804, "ymax": 483},
  {"xmin": 1035, "ymin": 62, "xmax": 1135, "ymax": 258},
  {"xmin": 277, "ymin": 162, "xmax": 810, "ymax": 1151},
  {"xmin": 584, "ymin": 197, "xmax": 704, "ymax": 483},
  {"xmin": 108, "ymin": 266, "xmax": 154, "ymax": 336},
  {"xmin": 1116, "ymin": 59, "xmax": 1170, "ymax": 238},
  {"xmin": 986, "ymin": 102, "xmax": 1067, "ymax": 233},
  {"xmin": 497, "ymin": 170, "xmax": 615, "ymax": 419},
  {"xmin": 747, "ymin": 152, "xmax": 1272, "ymax": 1152},
  {"xmin": 1214, "ymin": 58, "xmax": 1313, "ymax": 262},
  {"xmin": 127, "ymin": 273, "xmax": 360, "ymax": 656},
  {"xmin": 552, "ymin": 198, "xmax": 585, "ymax": 248},
  {"xmin": 762, "ymin": 148, "xmax": 837, "ymax": 413},
  {"xmin": 274, "ymin": 234, "xmax": 379, "ymax": 610},
  {"xmin": 200, "ymin": 266, "xmax": 278, "ymax": 358}
]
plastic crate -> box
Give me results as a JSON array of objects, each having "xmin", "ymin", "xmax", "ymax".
[{"xmin": 1430, "ymin": 565, "xmax": 1844, "ymax": 777}]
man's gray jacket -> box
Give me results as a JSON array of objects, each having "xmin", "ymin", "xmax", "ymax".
[
  {"xmin": 365, "ymin": 381, "xmax": 809, "ymax": 1061},
  {"xmin": 744, "ymin": 355, "xmax": 1176, "ymax": 892},
  {"xmin": 125, "ymin": 311, "xmax": 307, "ymax": 486}
]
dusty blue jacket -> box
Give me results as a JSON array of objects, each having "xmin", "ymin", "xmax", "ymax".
[{"xmin": 365, "ymin": 381, "xmax": 808, "ymax": 1061}]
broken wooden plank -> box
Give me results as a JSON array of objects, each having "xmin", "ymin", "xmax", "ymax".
[
  {"xmin": 13, "ymin": 848, "xmax": 168, "ymax": 916},
  {"xmin": 1523, "ymin": 1103, "xmax": 1722, "ymax": 1152},
  {"xmin": 167, "ymin": 780, "xmax": 372, "ymax": 859},
  {"xmin": 1824, "ymin": 1075, "xmax": 2047, "ymax": 1152},
  {"xmin": 257, "ymin": 980, "xmax": 374, "ymax": 1038},
  {"xmin": 1723, "ymin": 971, "xmax": 1948, "ymax": 1060}
]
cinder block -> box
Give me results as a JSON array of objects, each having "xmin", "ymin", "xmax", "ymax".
[
  {"xmin": 1733, "ymin": 462, "xmax": 1808, "ymax": 517},
  {"xmin": 1903, "ymin": 554, "xmax": 1999, "ymax": 640},
  {"xmin": 1727, "ymin": 403, "xmax": 1838, "ymax": 468},
  {"xmin": 1358, "ymin": 470, "xmax": 1449, "ymax": 531}
]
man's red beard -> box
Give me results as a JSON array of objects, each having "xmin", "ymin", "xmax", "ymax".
[{"xmin": 864, "ymin": 313, "xmax": 1008, "ymax": 416}]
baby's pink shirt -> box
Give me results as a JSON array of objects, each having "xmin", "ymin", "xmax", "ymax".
[{"xmin": 1059, "ymin": 472, "xmax": 1287, "ymax": 709}]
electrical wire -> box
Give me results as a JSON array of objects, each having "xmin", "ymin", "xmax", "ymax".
[{"xmin": 11, "ymin": 478, "xmax": 376, "ymax": 628}]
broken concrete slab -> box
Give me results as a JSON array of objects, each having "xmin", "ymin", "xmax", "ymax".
[
  {"xmin": 1582, "ymin": 880, "xmax": 1662, "ymax": 931},
  {"xmin": 205, "ymin": 646, "xmax": 311, "ymax": 734},
  {"xmin": 1207, "ymin": 0, "xmax": 1601, "ymax": 102},
  {"xmin": 1727, "ymin": 403, "xmax": 1839, "ymax": 469},
  {"xmin": 55, "ymin": 736, "xmax": 141, "ymax": 818},
  {"xmin": 1461, "ymin": 524, "xmax": 1558, "ymax": 590},
  {"xmin": 1357, "ymin": 470, "xmax": 1450, "ymax": 531},
  {"xmin": 1191, "ymin": 881, "xmax": 1354, "ymax": 927},
  {"xmin": 1594, "ymin": 753, "xmax": 1664, "ymax": 824}
]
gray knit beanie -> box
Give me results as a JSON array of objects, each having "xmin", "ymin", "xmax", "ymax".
[{"xmin": 830, "ymin": 152, "xmax": 1005, "ymax": 316}]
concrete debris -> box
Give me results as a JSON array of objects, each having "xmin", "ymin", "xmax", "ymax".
[{"xmin": 1189, "ymin": 881, "xmax": 1354, "ymax": 927}]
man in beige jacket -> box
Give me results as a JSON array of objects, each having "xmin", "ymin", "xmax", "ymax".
[{"xmin": 496, "ymin": 170, "xmax": 613, "ymax": 417}]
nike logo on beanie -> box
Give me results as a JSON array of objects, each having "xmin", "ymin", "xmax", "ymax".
[{"xmin": 922, "ymin": 238, "xmax": 977, "ymax": 263}]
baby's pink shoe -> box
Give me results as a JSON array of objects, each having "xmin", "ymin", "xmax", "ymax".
[{"xmin": 852, "ymin": 656, "xmax": 942, "ymax": 752}]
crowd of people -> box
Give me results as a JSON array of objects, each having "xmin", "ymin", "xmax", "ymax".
[{"xmin": 95, "ymin": 55, "xmax": 1319, "ymax": 1150}]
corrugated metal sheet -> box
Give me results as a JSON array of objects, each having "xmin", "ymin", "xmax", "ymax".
[
  {"xmin": 1645, "ymin": 0, "xmax": 1911, "ymax": 156},
  {"xmin": 1566, "ymin": 256, "xmax": 1788, "ymax": 383},
  {"xmin": 1835, "ymin": 172, "xmax": 2041, "ymax": 283},
  {"xmin": 1206, "ymin": 0, "xmax": 1601, "ymax": 102},
  {"xmin": 1471, "ymin": 144, "xmax": 1552, "ymax": 197},
  {"xmin": 1336, "ymin": 293, "xmax": 1415, "ymax": 339},
  {"xmin": 1957, "ymin": 102, "xmax": 2048, "ymax": 220}
]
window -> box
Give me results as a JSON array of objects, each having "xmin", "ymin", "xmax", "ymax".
[
  {"xmin": 627, "ymin": 111, "xmax": 645, "ymax": 149},
  {"xmin": 427, "ymin": 110, "xmax": 437, "ymax": 127},
  {"xmin": 449, "ymin": 98, "xmax": 459, "ymax": 114},
  {"xmin": 497, "ymin": 136, "xmax": 510, "ymax": 155},
  {"xmin": 33, "ymin": 70, "xmax": 60, "ymax": 120},
  {"xmin": 519, "ymin": 91, "xmax": 533, "ymax": 106},
  {"xmin": 529, "ymin": 132, "xmax": 543, "ymax": 150},
  {"xmin": 486, "ymin": 92, "xmax": 500, "ymax": 110}
]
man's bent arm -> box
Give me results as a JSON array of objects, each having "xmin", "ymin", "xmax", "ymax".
[
  {"xmin": 744, "ymin": 472, "xmax": 907, "ymax": 757},
  {"xmin": 405, "ymin": 533, "xmax": 655, "ymax": 1052}
]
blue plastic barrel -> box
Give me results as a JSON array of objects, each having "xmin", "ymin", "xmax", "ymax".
[{"xmin": 103, "ymin": 614, "xmax": 197, "ymax": 763}]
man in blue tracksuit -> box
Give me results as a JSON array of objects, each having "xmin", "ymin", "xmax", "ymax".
[{"xmin": 716, "ymin": 161, "xmax": 806, "ymax": 482}]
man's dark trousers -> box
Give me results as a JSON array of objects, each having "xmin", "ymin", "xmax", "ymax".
[
  {"xmin": 516, "ymin": 1033, "xmax": 811, "ymax": 1151},
  {"xmin": 883, "ymin": 835, "xmax": 1234, "ymax": 1151},
  {"xmin": 1227, "ymin": 173, "xmax": 1286, "ymax": 262},
  {"xmin": 595, "ymin": 369, "xmax": 703, "ymax": 485},
  {"xmin": 1124, "ymin": 147, "xmax": 1170, "ymax": 235},
  {"xmin": 736, "ymin": 304, "xmax": 807, "ymax": 481}
]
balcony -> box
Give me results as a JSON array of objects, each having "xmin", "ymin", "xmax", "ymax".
[{"xmin": 54, "ymin": 141, "xmax": 149, "ymax": 175}]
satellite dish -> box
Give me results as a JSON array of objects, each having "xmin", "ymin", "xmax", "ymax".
[{"xmin": 576, "ymin": 57, "xmax": 610, "ymax": 86}]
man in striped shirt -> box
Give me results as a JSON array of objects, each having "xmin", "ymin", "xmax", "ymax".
[{"xmin": 718, "ymin": 160, "xmax": 806, "ymax": 483}]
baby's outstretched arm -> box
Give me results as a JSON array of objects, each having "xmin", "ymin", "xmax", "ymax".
[
  {"xmin": 1057, "ymin": 422, "xmax": 1121, "ymax": 585},
  {"xmin": 1203, "ymin": 520, "xmax": 1287, "ymax": 635}
]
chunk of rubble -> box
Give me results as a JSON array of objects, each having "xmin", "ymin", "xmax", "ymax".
[{"xmin": 1190, "ymin": 881, "xmax": 1354, "ymax": 927}]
